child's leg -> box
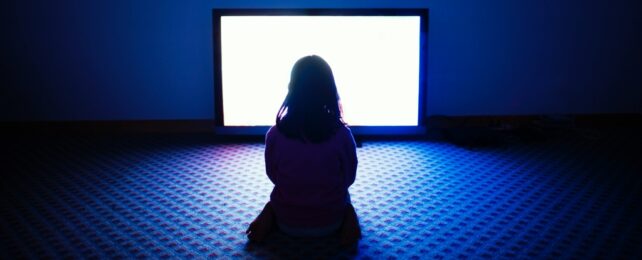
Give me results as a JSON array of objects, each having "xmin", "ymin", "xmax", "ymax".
[
  {"xmin": 339, "ymin": 203, "xmax": 361, "ymax": 246},
  {"xmin": 246, "ymin": 202, "xmax": 275, "ymax": 242}
]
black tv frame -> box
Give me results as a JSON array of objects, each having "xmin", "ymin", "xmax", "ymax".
[{"xmin": 212, "ymin": 8, "xmax": 429, "ymax": 136}]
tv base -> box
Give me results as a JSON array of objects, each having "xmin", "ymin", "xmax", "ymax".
[{"xmin": 214, "ymin": 126, "xmax": 426, "ymax": 136}]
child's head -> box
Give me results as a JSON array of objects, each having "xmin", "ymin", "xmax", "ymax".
[{"xmin": 276, "ymin": 55, "xmax": 344, "ymax": 142}]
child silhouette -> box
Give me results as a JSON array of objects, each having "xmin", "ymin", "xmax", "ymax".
[{"xmin": 246, "ymin": 55, "xmax": 361, "ymax": 246}]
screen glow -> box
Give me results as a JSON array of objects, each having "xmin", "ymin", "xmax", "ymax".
[{"xmin": 220, "ymin": 16, "xmax": 420, "ymax": 126}]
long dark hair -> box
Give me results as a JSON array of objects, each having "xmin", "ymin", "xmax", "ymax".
[{"xmin": 276, "ymin": 55, "xmax": 344, "ymax": 142}]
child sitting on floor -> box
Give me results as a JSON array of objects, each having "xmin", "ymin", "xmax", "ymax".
[{"xmin": 246, "ymin": 55, "xmax": 361, "ymax": 246}]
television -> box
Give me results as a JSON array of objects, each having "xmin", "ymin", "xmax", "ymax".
[{"xmin": 213, "ymin": 9, "xmax": 428, "ymax": 135}]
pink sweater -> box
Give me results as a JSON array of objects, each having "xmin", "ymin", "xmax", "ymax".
[{"xmin": 265, "ymin": 125, "xmax": 358, "ymax": 228}]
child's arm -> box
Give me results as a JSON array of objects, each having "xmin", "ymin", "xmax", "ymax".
[
  {"xmin": 265, "ymin": 128, "xmax": 277, "ymax": 184},
  {"xmin": 344, "ymin": 128, "xmax": 358, "ymax": 188}
]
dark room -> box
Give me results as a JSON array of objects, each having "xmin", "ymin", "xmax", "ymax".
[{"xmin": 1, "ymin": 0, "xmax": 640, "ymax": 258}]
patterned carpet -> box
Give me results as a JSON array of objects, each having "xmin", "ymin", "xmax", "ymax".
[{"xmin": 1, "ymin": 129, "xmax": 640, "ymax": 259}]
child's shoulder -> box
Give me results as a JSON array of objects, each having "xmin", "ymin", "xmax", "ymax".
[
  {"xmin": 336, "ymin": 124, "xmax": 353, "ymax": 136},
  {"xmin": 342, "ymin": 124, "xmax": 357, "ymax": 140},
  {"xmin": 267, "ymin": 125, "xmax": 278, "ymax": 135},
  {"xmin": 266, "ymin": 125, "xmax": 281, "ymax": 141},
  {"xmin": 333, "ymin": 125, "xmax": 355, "ymax": 145}
]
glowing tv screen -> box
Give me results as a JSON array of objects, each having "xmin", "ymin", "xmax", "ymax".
[{"xmin": 213, "ymin": 9, "xmax": 428, "ymax": 133}]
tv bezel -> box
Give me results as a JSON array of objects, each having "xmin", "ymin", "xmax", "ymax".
[{"xmin": 212, "ymin": 8, "xmax": 429, "ymax": 135}]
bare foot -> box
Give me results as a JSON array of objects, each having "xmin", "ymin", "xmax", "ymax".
[
  {"xmin": 339, "ymin": 203, "xmax": 361, "ymax": 246},
  {"xmin": 246, "ymin": 202, "xmax": 275, "ymax": 243}
]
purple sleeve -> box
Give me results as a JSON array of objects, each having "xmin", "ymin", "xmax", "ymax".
[
  {"xmin": 265, "ymin": 127, "xmax": 277, "ymax": 184},
  {"xmin": 344, "ymin": 128, "xmax": 358, "ymax": 188}
]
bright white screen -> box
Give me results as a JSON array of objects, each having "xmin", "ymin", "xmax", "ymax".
[{"xmin": 221, "ymin": 16, "xmax": 420, "ymax": 126}]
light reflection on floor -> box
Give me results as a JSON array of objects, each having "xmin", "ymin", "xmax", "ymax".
[{"xmin": 1, "ymin": 132, "xmax": 640, "ymax": 258}]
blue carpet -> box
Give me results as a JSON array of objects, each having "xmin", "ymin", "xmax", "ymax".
[{"xmin": 1, "ymin": 130, "xmax": 640, "ymax": 259}]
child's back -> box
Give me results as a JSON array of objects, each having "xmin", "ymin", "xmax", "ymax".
[{"xmin": 266, "ymin": 124, "xmax": 357, "ymax": 230}]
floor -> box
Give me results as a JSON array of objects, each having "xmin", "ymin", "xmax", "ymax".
[{"xmin": 1, "ymin": 128, "xmax": 641, "ymax": 259}]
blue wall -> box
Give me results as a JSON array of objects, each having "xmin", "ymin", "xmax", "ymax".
[{"xmin": 1, "ymin": 0, "xmax": 640, "ymax": 121}]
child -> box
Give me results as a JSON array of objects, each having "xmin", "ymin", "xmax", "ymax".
[{"xmin": 246, "ymin": 55, "xmax": 361, "ymax": 246}]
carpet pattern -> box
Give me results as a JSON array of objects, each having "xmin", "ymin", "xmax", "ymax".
[{"xmin": 1, "ymin": 130, "xmax": 641, "ymax": 259}]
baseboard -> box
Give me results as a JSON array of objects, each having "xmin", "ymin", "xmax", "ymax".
[
  {"xmin": 426, "ymin": 114, "xmax": 641, "ymax": 129},
  {"xmin": 426, "ymin": 113, "xmax": 641, "ymax": 147},
  {"xmin": 1, "ymin": 120, "xmax": 215, "ymax": 135},
  {"xmin": 2, "ymin": 114, "xmax": 639, "ymax": 136}
]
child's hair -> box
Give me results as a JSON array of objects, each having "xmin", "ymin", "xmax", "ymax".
[{"xmin": 276, "ymin": 55, "xmax": 344, "ymax": 142}]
